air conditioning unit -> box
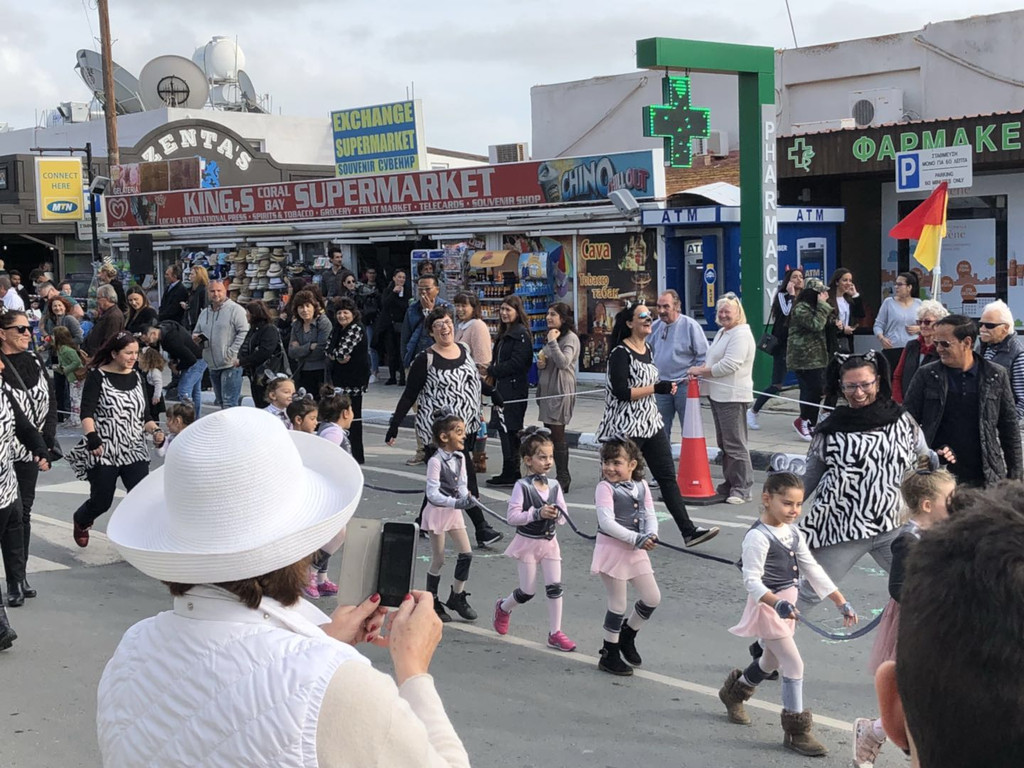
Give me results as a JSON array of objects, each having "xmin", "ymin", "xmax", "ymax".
[
  {"xmin": 488, "ymin": 142, "xmax": 529, "ymax": 164},
  {"xmin": 707, "ymin": 129, "xmax": 729, "ymax": 157},
  {"xmin": 57, "ymin": 101, "xmax": 91, "ymax": 123},
  {"xmin": 848, "ymin": 88, "xmax": 904, "ymax": 128}
]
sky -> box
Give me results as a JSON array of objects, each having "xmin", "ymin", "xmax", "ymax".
[{"xmin": 2, "ymin": 0, "xmax": 1024, "ymax": 155}]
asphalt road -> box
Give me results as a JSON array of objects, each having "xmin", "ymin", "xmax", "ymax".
[{"xmin": 2, "ymin": 423, "xmax": 906, "ymax": 768}]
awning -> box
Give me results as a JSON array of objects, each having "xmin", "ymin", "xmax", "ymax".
[{"xmin": 469, "ymin": 249, "xmax": 518, "ymax": 268}]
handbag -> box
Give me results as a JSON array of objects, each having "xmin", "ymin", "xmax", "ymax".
[
  {"xmin": 73, "ymin": 348, "xmax": 90, "ymax": 381},
  {"xmin": 757, "ymin": 320, "xmax": 780, "ymax": 355}
]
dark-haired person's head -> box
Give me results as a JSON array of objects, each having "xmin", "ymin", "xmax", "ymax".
[
  {"xmin": 245, "ymin": 299, "xmax": 271, "ymax": 325},
  {"xmin": 425, "ymin": 305, "xmax": 455, "ymax": 343},
  {"xmin": 932, "ymin": 314, "xmax": 977, "ymax": 371},
  {"xmin": 895, "ymin": 271, "xmax": 920, "ymax": 299},
  {"xmin": 825, "ymin": 351, "xmax": 893, "ymax": 403},
  {"xmin": 876, "ymin": 483, "xmax": 1024, "ymax": 768},
  {"xmin": 92, "ymin": 330, "xmax": 140, "ymax": 368},
  {"xmin": 546, "ymin": 302, "xmax": 576, "ymax": 336},
  {"xmin": 317, "ymin": 384, "xmax": 352, "ymax": 424},
  {"xmin": 608, "ymin": 302, "xmax": 652, "ymax": 349},
  {"xmin": 334, "ymin": 296, "xmax": 360, "ymax": 324},
  {"xmin": 453, "ymin": 292, "xmax": 481, "ymax": 322}
]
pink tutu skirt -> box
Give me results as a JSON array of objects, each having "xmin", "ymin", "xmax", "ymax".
[
  {"xmin": 729, "ymin": 586, "xmax": 799, "ymax": 640},
  {"xmin": 421, "ymin": 504, "xmax": 467, "ymax": 534},
  {"xmin": 504, "ymin": 534, "xmax": 561, "ymax": 564},
  {"xmin": 867, "ymin": 598, "xmax": 901, "ymax": 675},
  {"xmin": 590, "ymin": 535, "xmax": 653, "ymax": 580}
]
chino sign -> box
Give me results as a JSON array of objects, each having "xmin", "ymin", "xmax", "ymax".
[
  {"xmin": 105, "ymin": 150, "xmax": 659, "ymax": 230},
  {"xmin": 35, "ymin": 157, "xmax": 84, "ymax": 221},
  {"xmin": 780, "ymin": 111, "xmax": 1024, "ymax": 177},
  {"xmin": 331, "ymin": 99, "xmax": 427, "ymax": 178}
]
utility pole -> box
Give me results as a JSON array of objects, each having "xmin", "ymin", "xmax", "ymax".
[{"xmin": 98, "ymin": 0, "xmax": 119, "ymax": 167}]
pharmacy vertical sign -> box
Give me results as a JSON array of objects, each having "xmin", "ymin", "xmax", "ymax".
[{"xmin": 762, "ymin": 105, "xmax": 778, "ymax": 321}]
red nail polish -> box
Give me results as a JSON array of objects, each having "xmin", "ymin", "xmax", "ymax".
[
  {"xmin": 404, "ymin": 593, "xmax": 413, "ymax": 601},
  {"xmin": 370, "ymin": 593, "xmax": 380, "ymax": 603}
]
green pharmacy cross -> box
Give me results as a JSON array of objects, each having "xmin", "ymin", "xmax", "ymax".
[{"xmin": 643, "ymin": 75, "xmax": 711, "ymax": 168}]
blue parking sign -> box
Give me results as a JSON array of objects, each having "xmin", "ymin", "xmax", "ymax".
[{"xmin": 897, "ymin": 153, "xmax": 920, "ymax": 192}]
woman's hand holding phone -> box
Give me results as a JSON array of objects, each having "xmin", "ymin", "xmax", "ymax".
[{"xmin": 389, "ymin": 590, "xmax": 443, "ymax": 685}]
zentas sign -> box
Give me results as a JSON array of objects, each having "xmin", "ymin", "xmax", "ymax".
[
  {"xmin": 105, "ymin": 150, "xmax": 659, "ymax": 230},
  {"xmin": 139, "ymin": 126, "xmax": 253, "ymax": 172},
  {"xmin": 780, "ymin": 111, "xmax": 1024, "ymax": 177}
]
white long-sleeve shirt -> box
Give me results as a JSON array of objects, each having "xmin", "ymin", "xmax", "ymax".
[
  {"xmin": 595, "ymin": 480, "xmax": 658, "ymax": 546},
  {"xmin": 740, "ymin": 523, "xmax": 837, "ymax": 603},
  {"xmin": 425, "ymin": 450, "xmax": 469, "ymax": 508}
]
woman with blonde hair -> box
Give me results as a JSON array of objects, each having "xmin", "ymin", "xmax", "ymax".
[
  {"xmin": 97, "ymin": 264, "xmax": 127, "ymax": 312},
  {"xmin": 185, "ymin": 265, "xmax": 209, "ymax": 329},
  {"xmin": 687, "ymin": 293, "xmax": 756, "ymax": 504}
]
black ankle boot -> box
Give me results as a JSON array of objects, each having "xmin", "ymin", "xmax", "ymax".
[
  {"xmin": 619, "ymin": 624, "xmax": 642, "ymax": 666},
  {"xmin": 20, "ymin": 580, "xmax": 36, "ymax": 599},
  {"xmin": 598, "ymin": 640, "xmax": 633, "ymax": 676},
  {"xmin": 433, "ymin": 596, "xmax": 452, "ymax": 623},
  {"xmin": 749, "ymin": 640, "xmax": 779, "ymax": 680},
  {"xmin": 0, "ymin": 597, "xmax": 16, "ymax": 651},
  {"xmin": 554, "ymin": 444, "xmax": 572, "ymax": 493},
  {"xmin": 445, "ymin": 587, "xmax": 478, "ymax": 621},
  {"xmin": 6, "ymin": 582, "xmax": 24, "ymax": 608}
]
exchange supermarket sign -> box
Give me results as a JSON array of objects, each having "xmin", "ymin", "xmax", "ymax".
[
  {"xmin": 105, "ymin": 150, "xmax": 659, "ymax": 230},
  {"xmin": 331, "ymin": 99, "xmax": 427, "ymax": 177}
]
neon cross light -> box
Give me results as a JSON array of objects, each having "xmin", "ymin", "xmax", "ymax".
[{"xmin": 643, "ymin": 75, "xmax": 711, "ymax": 168}]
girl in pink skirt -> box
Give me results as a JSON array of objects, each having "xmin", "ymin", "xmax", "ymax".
[
  {"xmin": 422, "ymin": 409, "xmax": 478, "ymax": 623},
  {"xmin": 492, "ymin": 426, "xmax": 576, "ymax": 651},
  {"xmin": 852, "ymin": 467, "xmax": 956, "ymax": 767},
  {"xmin": 718, "ymin": 472, "xmax": 857, "ymax": 757},
  {"xmin": 590, "ymin": 437, "xmax": 661, "ymax": 677}
]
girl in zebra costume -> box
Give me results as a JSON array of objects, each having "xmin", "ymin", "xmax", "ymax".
[
  {"xmin": 386, "ymin": 306, "xmax": 503, "ymax": 549},
  {"xmin": 0, "ymin": 309, "xmax": 57, "ymax": 604},
  {"xmin": 66, "ymin": 332, "xmax": 165, "ymax": 549}
]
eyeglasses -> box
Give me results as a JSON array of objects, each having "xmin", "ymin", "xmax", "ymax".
[
  {"xmin": 3, "ymin": 325, "xmax": 31, "ymax": 334},
  {"xmin": 979, "ymin": 322, "xmax": 1007, "ymax": 330},
  {"xmin": 934, "ymin": 339, "xmax": 957, "ymax": 349},
  {"xmin": 895, "ymin": 281, "xmax": 909, "ymax": 287},
  {"xmin": 431, "ymin": 320, "xmax": 454, "ymax": 330},
  {"xmin": 919, "ymin": 319, "xmax": 934, "ymax": 327},
  {"xmin": 635, "ymin": 313, "xmax": 652, "ymax": 320},
  {"xmin": 840, "ymin": 378, "xmax": 878, "ymax": 393}
]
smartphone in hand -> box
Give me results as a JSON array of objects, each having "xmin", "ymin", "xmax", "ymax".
[{"xmin": 376, "ymin": 521, "xmax": 419, "ymax": 608}]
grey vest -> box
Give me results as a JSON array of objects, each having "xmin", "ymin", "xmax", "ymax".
[
  {"xmin": 513, "ymin": 477, "xmax": 564, "ymax": 540},
  {"xmin": 745, "ymin": 522, "xmax": 800, "ymax": 593},
  {"xmin": 984, "ymin": 333, "xmax": 1024, "ymax": 372},
  {"xmin": 436, "ymin": 451, "xmax": 463, "ymax": 499},
  {"xmin": 598, "ymin": 481, "xmax": 648, "ymax": 537}
]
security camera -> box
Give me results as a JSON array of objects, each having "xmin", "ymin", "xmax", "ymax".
[
  {"xmin": 89, "ymin": 175, "xmax": 110, "ymax": 196},
  {"xmin": 608, "ymin": 189, "xmax": 640, "ymax": 219}
]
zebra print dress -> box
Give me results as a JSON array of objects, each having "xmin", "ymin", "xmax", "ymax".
[
  {"xmin": 596, "ymin": 344, "xmax": 664, "ymax": 441},
  {"xmin": 0, "ymin": 389, "xmax": 21, "ymax": 506},
  {"xmin": 4, "ymin": 353, "xmax": 50, "ymax": 464},
  {"xmin": 799, "ymin": 412, "xmax": 921, "ymax": 549},
  {"xmin": 66, "ymin": 370, "xmax": 151, "ymax": 479},
  {"xmin": 413, "ymin": 344, "xmax": 482, "ymax": 445}
]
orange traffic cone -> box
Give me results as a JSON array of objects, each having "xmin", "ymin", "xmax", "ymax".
[{"xmin": 676, "ymin": 378, "xmax": 722, "ymax": 505}]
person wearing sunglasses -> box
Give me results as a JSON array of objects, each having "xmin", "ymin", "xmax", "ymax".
[
  {"xmin": 891, "ymin": 300, "xmax": 948, "ymax": 403},
  {"xmin": 904, "ymin": 314, "xmax": 1022, "ymax": 488},
  {"xmin": 596, "ymin": 303, "xmax": 718, "ymax": 547},
  {"xmin": 979, "ymin": 299, "xmax": 1024, "ymax": 422}
]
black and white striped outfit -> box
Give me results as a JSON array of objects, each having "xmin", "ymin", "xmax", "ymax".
[
  {"xmin": 595, "ymin": 343, "xmax": 700, "ymax": 539},
  {"xmin": 0, "ymin": 387, "xmax": 47, "ymax": 590},
  {"xmin": 402, "ymin": 344, "xmax": 482, "ymax": 446},
  {"xmin": 2, "ymin": 354, "xmax": 51, "ymax": 464},
  {"xmin": 67, "ymin": 370, "xmax": 150, "ymax": 477}
]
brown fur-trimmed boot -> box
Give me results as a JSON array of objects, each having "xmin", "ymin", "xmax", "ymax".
[
  {"xmin": 718, "ymin": 668, "xmax": 756, "ymax": 725},
  {"xmin": 781, "ymin": 709, "xmax": 828, "ymax": 756}
]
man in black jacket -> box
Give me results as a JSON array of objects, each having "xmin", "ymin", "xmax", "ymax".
[
  {"xmin": 144, "ymin": 321, "xmax": 208, "ymax": 417},
  {"xmin": 157, "ymin": 265, "xmax": 189, "ymax": 324},
  {"xmin": 903, "ymin": 314, "xmax": 1023, "ymax": 487}
]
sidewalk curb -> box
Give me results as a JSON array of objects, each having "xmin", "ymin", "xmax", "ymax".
[{"xmin": 362, "ymin": 410, "xmax": 800, "ymax": 472}]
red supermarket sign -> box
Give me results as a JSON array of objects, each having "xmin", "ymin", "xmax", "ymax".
[{"xmin": 104, "ymin": 150, "xmax": 658, "ymax": 231}]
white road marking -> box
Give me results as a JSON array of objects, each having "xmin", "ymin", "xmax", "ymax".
[
  {"xmin": 26, "ymin": 555, "xmax": 71, "ymax": 573},
  {"xmin": 445, "ymin": 622, "xmax": 852, "ymax": 731},
  {"xmin": 31, "ymin": 514, "xmax": 122, "ymax": 567},
  {"xmin": 36, "ymin": 480, "xmax": 126, "ymax": 499}
]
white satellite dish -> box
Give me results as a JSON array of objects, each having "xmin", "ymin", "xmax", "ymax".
[
  {"xmin": 237, "ymin": 70, "xmax": 265, "ymax": 113},
  {"xmin": 139, "ymin": 55, "xmax": 210, "ymax": 109},
  {"xmin": 75, "ymin": 49, "xmax": 146, "ymax": 114}
]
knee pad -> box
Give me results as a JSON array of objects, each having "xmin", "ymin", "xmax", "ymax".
[
  {"xmin": 454, "ymin": 552, "xmax": 473, "ymax": 582},
  {"xmin": 634, "ymin": 600, "xmax": 657, "ymax": 620},
  {"xmin": 545, "ymin": 582, "xmax": 564, "ymax": 599},
  {"xmin": 513, "ymin": 588, "xmax": 534, "ymax": 604},
  {"xmin": 742, "ymin": 659, "xmax": 770, "ymax": 686},
  {"xmin": 603, "ymin": 611, "xmax": 625, "ymax": 634}
]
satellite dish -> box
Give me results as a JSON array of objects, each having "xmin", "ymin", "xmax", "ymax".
[
  {"xmin": 75, "ymin": 49, "xmax": 146, "ymax": 114},
  {"xmin": 210, "ymin": 83, "xmax": 241, "ymax": 105},
  {"xmin": 193, "ymin": 36, "xmax": 246, "ymax": 81},
  {"xmin": 237, "ymin": 70, "xmax": 265, "ymax": 113},
  {"xmin": 139, "ymin": 55, "xmax": 209, "ymax": 109}
]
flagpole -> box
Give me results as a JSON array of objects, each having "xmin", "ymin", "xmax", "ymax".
[{"xmin": 932, "ymin": 239, "xmax": 942, "ymax": 300}]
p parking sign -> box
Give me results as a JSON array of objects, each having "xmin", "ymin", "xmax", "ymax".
[{"xmin": 896, "ymin": 145, "xmax": 972, "ymax": 193}]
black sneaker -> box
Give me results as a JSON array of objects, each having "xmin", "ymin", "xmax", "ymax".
[
  {"xmin": 749, "ymin": 640, "xmax": 779, "ymax": 681},
  {"xmin": 598, "ymin": 641, "xmax": 634, "ymax": 676},
  {"xmin": 433, "ymin": 596, "xmax": 452, "ymax": 623},
  {"xmin": 445, "ymin": 588, "xmax": 478, "ymax": 621},
  {"xmin": 684, "ymin": 526, "xmax": 720, "ymax": 547},
  {"xmin": 476, "ymin": 527, "xmax": 504, "ymax": 548}
]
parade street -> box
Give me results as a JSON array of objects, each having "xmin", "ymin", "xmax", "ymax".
[{"xmin": 5, "ymin": 421, "xmax": 903, "ymax": 768}]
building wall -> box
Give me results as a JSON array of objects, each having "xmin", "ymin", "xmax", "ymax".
[
  {"xmin": 777, "ymin": 10, "xmax": 1024, "ymax": 132},
  {"xmin": 531, "ymin": 71, "xmax": 739, "ymax": 160}
]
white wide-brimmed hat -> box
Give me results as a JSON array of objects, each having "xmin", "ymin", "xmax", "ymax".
[{"xmin": 106, "ymin": 408, "xmax": 363, "ymax": 583}]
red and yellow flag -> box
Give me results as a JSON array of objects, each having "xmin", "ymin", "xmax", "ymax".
[{"xmin": 889, "ymin": 182, "xmax": 949, "ymax": 271}]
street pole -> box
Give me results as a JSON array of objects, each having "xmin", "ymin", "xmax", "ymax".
[
  {"xmin": 86, "ymin": 142, "xmax": 100, "ymax": 263},
  {"xmin": 97, "ymin": 0, "xmax": 119, "ymax": 167}
]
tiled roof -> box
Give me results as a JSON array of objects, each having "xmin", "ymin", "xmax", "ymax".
[{"xmin": 664, "ymin": 151, "xmax": 740, "ymax": 197}]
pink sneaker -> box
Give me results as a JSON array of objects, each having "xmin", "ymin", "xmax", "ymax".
[
  {"xmin": 316, "ymin": 578, "xmax": 338, "ymax": 596},
  {"xmin": 493, "ymin": 599, "xmax": 511, "ymax": 635},
  {"xmin": 302, "ymin": 576, "xmax": 320, "ymax": 600},
  {"xmin": 547, "ymin": 631, "xmax": 577, "ymax": 652}
]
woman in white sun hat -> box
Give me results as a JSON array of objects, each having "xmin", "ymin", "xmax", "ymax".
[{"xmin": 97, "ymin": 408, "xmax": 470, "ymax": 768}]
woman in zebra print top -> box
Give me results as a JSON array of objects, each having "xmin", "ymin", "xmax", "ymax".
[
  {"xmin": 386, "ymin": 306, "xmax": 503, "ymax": 549},
  {"xmin": 596, "ymin": 303, "xmax": 718, "ymax": 549},
  {"xmin": 66, "ymin": 331, "xmax": 165, "ymax": 549}
]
